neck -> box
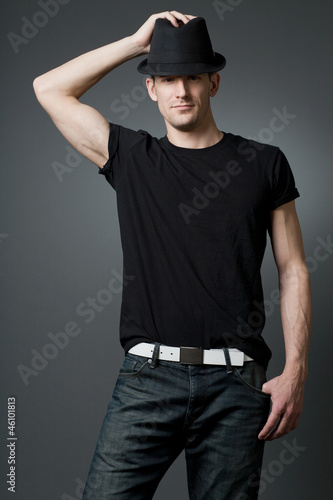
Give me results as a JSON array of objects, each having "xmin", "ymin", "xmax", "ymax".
[{"xmin": 166, "ymin": 118, "xmax": 223, "ymax": 149}]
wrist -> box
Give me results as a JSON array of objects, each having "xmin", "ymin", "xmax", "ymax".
[
  {"xmin": 283, "ymin": 360, "xmax": 308, "ymax": 381},
  {"xmin": 129, "ymin": 33, "xmax": 149, "ymax": 57}
]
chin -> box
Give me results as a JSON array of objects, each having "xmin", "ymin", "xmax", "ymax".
[
  {"xmin": 169, "ymin": 117, "xmax": 198, "ymax": 132},
  {"xmin": 175, "ymin": 124, "xmax": 197, "ymax": 132}
]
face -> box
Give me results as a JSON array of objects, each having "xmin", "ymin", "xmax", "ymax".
[{"xmin": 146, "ymin": 73, "xmax": 220, "ymax": 133}]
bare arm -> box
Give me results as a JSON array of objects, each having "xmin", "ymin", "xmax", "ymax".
[
  {"xmin": 33, "ymin": 11, "xmax": 195, "ymax": 168},
  {"xmin": 258, "ymin": 200, "xmax": 312, "ymax": 441}
]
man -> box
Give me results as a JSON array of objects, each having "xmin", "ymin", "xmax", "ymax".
[{"xmin": 33, "ymin": 11, "xmax": 312, "ymax": 500}]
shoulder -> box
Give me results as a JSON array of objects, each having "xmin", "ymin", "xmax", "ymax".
[
  {"xmin": 109, "ymin": 123, "xmax": 166, "ymax": 153},
  {"xmin": 224, "ymin": 132, "xmax": 282, "ymax": 164},
  {"xmin": 109, "ymin": 122, "xmax": 150, "ymax": 143}
]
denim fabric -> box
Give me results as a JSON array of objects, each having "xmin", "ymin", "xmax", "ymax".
[{"xmin": 82, "ymin": 352, "xmax": 270, "ymax": 500}]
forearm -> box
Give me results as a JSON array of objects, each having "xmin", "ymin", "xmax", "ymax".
[
  {"xmin": 32, "ymin": 11, "xmax": 193, "ymax": 167},
  {"xmin": 33, "ymin": 35, "xmax": 144, "ymax": 100},
  {"xmin": 279, "ymin": 262, "xmax": 312, "ymax": 378},
  {"xmin": 258, "ymin": 261, "xmax": 312, "ymax": 440},
  {"xmin": 33, "ymin": 10, "xmax": 195, "ymax": 102}
]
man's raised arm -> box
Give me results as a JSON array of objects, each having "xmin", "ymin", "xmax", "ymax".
[{"xmin": 32, "ymin": 11, "xmax": 195, "ymax": 168}]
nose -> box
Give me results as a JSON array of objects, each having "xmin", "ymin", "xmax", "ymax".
[{"xmin": 175, "ymin": 78, "xmax": 188, "ymax": 98}]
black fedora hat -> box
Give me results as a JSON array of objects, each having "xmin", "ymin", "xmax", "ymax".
[{"xmin": 137, "ymin": 17, "xmax": 226, "ymax": 76}]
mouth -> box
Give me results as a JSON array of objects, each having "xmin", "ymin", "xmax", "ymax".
[{"xmin": 172, "ymin": 104, "xmax": 194, "ymax": 111}]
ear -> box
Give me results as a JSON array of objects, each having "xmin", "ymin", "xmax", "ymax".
[
  {"xmin": 146, "ymin": 77, "xmax": 158, "ymax": 102},
  {"xmin": 209, "ymin": 72, "xmax": 220, "ymax": 97}
]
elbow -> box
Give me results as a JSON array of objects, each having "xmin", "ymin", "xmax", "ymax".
[
  {"xmin": 33, "ymin": 74, "xmax": 58, "ymax": 110},
  {"xmin": 33, "ymin": 75, "xmax": 47, "ymax": 101},
  {"xmin": 279, "ymin": 259, "xmax": 310, "ymax": 285},
  {"xmin": 297, "ymin": 260, "xmax": 311, "ymax": 281}
]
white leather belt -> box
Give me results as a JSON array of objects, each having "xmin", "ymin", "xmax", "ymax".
[{"xmin": 128, "ymin": 342, "xmax": 253, "ymax": 366}]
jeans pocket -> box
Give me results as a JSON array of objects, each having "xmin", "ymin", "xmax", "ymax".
[
  {"xmin": 233, "ymin": 361, "xmax": 271, "ymax": 399},
  {"xmin": 118, "ymin": 354, "xmax": 150, "ymax": 378}
]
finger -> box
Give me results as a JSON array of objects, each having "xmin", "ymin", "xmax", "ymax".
[
  {"xmin": 264, "ymin": 416, "xmax": 293, "ymax": 441},
  {"xmin": 148, "ymin": 12, "xmax": 179, "ymax": 28},
  {"xmin": 168, "ymin": 11, "xmax": 197, "ymax": 25},
  {"xmin": 173, "ymin": 13, "xmax": 198, "ymax": 23},
  {"xmin": 265, "ymin": 411, "xmax": 301, "ymax": 441},
  {"xmin": 262, "ymin": 411, "xmax": 298, "ymax": 441},
  {"xmin": 182, "ymin": 15, "xmax": 197, "ymax": 24},
  {"xmin": 261, "ymin": 381, "xmax": 273, "ymax": 395},
  {"xmin": 264, "ymin": 419, "xmax": 286, "ymax": 441},
  {"xmin": 258, "ymin": 411, "xmax": 282, "ymax": 440}
]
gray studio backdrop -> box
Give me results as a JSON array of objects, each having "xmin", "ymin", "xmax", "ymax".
[{"xmin": 1, "ymin": 1, "xmax": 332, "ymax": 499}]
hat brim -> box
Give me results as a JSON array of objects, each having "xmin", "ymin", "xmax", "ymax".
[{"xmin": 137, "ymin": 52, "xmax": 226, "ymax": 76}]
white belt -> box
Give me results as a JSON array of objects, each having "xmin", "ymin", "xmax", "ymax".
[{"xmin": 128, "ymin": 342, "xmax": 253, "ymax": 367}]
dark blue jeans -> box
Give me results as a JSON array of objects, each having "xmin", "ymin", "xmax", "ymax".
[{"xmin": 82, "ymin": 348, "xmax": 270, "ymax": 500}]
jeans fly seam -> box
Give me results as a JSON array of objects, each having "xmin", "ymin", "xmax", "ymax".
[{"xmin": 184, "ymin": 366, "xmax": 196, "ymax": 427}]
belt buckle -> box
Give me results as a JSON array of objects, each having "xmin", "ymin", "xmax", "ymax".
[{"xmin": 180, "ymin": 347, "xmax": 203, "ymax": 365}]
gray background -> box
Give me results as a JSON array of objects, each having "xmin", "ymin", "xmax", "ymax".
[{"xmin": 1, "ymin": 0, "xmax": 332, "ymax": 498}]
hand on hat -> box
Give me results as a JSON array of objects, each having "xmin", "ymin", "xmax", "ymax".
[{"xmin": 132, "ymin": 11, "xmax": 196, "ymax": 55}]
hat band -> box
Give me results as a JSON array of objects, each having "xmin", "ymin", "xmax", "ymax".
[{"xmin": 148, "ymin": 50, "xmax": 215, "ymax": 65}]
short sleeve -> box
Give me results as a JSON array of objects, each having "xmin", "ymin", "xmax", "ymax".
[
  {"xmin": 268, "ymin": 149, "xmax": 300, "ymax": 210},
  {"xmin": 98, "ymin": 123, "xmax": 147, "ymax": 189}
]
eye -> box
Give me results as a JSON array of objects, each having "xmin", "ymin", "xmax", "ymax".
[{"xmin": 188, "ymin": 75, "xmax": 200, "ymax": 81}]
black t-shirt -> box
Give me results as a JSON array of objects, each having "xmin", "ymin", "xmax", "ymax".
[{"xmin": 99, "ymin": 124, "xmax": 300, "ymax": 369}]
